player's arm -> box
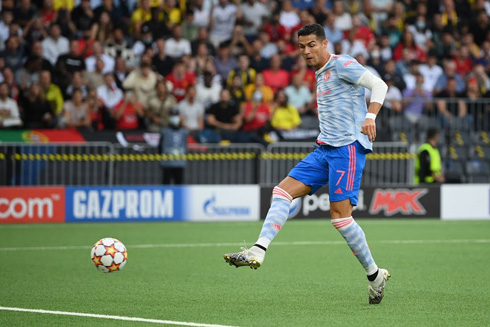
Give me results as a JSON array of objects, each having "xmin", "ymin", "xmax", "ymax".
[{"xmin": 356, "ymin": 70, "xmax": 388, "ymax": 142}]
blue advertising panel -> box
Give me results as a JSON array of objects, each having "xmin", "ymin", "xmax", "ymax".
[{"xmin": 66, "ymin": 186, "xmax": 185, "ymax": 222}]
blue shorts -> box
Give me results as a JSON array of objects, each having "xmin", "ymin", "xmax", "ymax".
[{"xmin": 288, "ymin": 141, "xmax": 366, "ymax": 205}]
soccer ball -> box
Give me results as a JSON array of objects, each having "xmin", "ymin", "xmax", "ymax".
[{"xmin": 91, "ymin": 237, "xmax": 128, "ymax": 273}]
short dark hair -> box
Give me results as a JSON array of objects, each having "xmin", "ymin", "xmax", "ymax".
[
  {"xmin": 298, "ymin": 24, "xmax": 326, "ymax": 41},
  {"xmin": 427, "ymin": 128, "xmax": 439, "ymax": 140}
]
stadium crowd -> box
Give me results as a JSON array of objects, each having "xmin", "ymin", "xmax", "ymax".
[{"xmin": 0, "ymin": 0, "xmax": 489, "ymax": 143}]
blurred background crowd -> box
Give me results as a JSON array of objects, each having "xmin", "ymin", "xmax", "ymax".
[{"xmin": 0, "ymin": 0, "xmax": 489, "ymax": 144}]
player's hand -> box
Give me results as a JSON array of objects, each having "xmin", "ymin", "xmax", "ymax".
[{"xmin": 361, "ymin": 118, "xmax": 376, "ymax": 142}]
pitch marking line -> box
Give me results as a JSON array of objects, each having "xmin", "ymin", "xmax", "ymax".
[
  {"xmin": 0, "ymin": 306, "xmax": 238, "ymax": 327},
  {"xmin": 0, "ymin": 239, "xmax": 488, "ymax": 252}
]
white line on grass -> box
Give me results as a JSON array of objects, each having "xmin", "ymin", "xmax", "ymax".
[
  {"xmin": 0, "ymin": 306, "xmax": 238, "ymax": 327},
  {"xmin": 0, "ymin": 239, "xmax": 488, "ymax": 252}
]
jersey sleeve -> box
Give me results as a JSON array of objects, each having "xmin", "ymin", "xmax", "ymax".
[{"xmin": 335, "ymin": 55, "xmax": 368, "ymax": 85}]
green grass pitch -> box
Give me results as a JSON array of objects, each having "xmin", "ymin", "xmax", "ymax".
[{"xmin": 1, "ymin": 219, "xmax": 489, "ymax": 327}]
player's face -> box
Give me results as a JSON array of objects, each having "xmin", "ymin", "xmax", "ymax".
[{"xmin": 298, "ymin": 35, "xmax": 328, "ymax": 70}]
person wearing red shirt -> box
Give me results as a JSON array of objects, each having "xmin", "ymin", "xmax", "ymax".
[
  {"xmin": 262, "ymin": 12, "xmax": 288, "ymax": 43},
  {"xmin": 393, "ymin": 30, "xmax": 427, "ymax": 63},
  {"xmin": 262, "ymin": 54, "xmax": 290, "ymax": 93},
  {"xmin": 165, "ymin": 60, "xmax": 197, "ymax": 102},
  {"xmin": 291, "ymin": 56, "xmax": 316, "ymax": 91},
  {"xmin": 452, "ymin": 45, "xmax": 474, "ymax": 78},
  {"xmin": 113, "ymin": 91, "xmax": 144, "ymax": 130}
]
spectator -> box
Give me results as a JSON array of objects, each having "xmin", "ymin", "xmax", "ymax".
[
  {"xmin": 177, "ymin": 85, "xmax": 205, "ymax": 140},
  {"xmin": 470, "ymin": 64, "xmax": 490, "ymax": 95},
  {"xmin": 147, "ymin": 80, "xmax": 177, "ymax": 132},
  {"xmin": 203, "ymin": 88, "xmax": 243, "ymax": 143},
  {"xmin": 0, "ymin": 11, "xmax": 14, "ymax": 44},
  {"xmin": 15, "ymin": 41, "xmax": 51, "ymax": 91},
  {"xmin": 434, "ymin": 60, "xmax": 466, "ymax": 96},
  {"xmin": 323, "ymin": 13, "xmax": 343, "ymax": 52},
  {"xmin": 97, "ymin": 73, "xmax": 124, "ymax": 112},
  {"xmin": 403, "ymin": 61, "xmax": 421, "ymax": 91},
  {"xmin": 1, "ymin": 67, "xmax": 20, "ymax": 100},
  {"xmin": 228, "ymin": 75, "xmax": 246, "ymax": 106},
  {"xmin": 191, "ymin": 27, "xmax": 216, "ymax": 57},
  {"xmin": 262, "ymin": 12, "xmax": 288, "ymax": 43},
  {"xmin": 191, "ymin": 42, "xmax": 211, "ymax": 76},
  {"xmin": 1, "ymin": 36, "xmax": 25, "ymax": 71},
  {"xmin": 240, "ymin": 0, "xmax": 270, "ymax": 39},
  {"xmin": 181, "ymin": 10, "xmax": 198, "ymax": 41},
  {"xmin": 270, "ymin": 89, "xmax": 301, "ymax": 134},
  {"xmin": 41, "ymin": 23, "xmax": 69, "ymax": 66},
  {"xmin": 402, "ymin": 73, "xmax": 432, "ymax": 125},
  {"xmin": 406, "ymin": 15, "xmax": 432, "ymax": 52},
  {"xmin": 13, "ymin": 0, "xmax": 37, "ymax": 28},
  {"xmin": 262, "ymin": 55, "xmax": 290, "ymax": 93},
  {"xmin": 279, "ymin": 0, "xmax": 300, "ymax": 32},
  {"xmin": 379, "ymin": 34, "xmax": 393, "ymax": 61},
  {"xmin": 94, "ymin": 11, "xmax": 113, "ymax": 43},
  {"xmin": 159, "ymin": 108, "xmax": 188, "ymax": 185},
  {"xmin": 166, "ymin": 60, "xmax": 197, "ymax": 102},
  {"xmin": 227, "ymin": 54, "xmax": 256, "ymax": 88},
  {"xmin": 192, "ymin": 0, "xmax": 210, "ymax": 29},
  {"xmin": 131, "ymin": 0, "xmax": 152, "ymax": 36},
  {"xmin": 351, "ymin": 14, "xmax": 376, "ymax": 51},
  {"xmin": 308, "ymin": 0, "xmax": 330, "ymax": 24},
  {"xmin": 244, "ymin": 73, "xmax": 274, "ymax": 104},
  {"xmin": 291, "ymin": 56, "xmax": 316, "ymax": 91},
  {"xmin": 19, "ymin": 82, "xmax": 56, "ymax": 128},
  {"xmin": 85, "ymin": 41, "xmax": 115, "ymax": 75},
  {"xmin": 452, "ymin": 45, "xmax": 474, "ymax": 78},
  {"xmin": 86, "ymin": 89, "xmax": 101, "ymax": 130},
  {"xmin": 284, "ymin": 74, "xmax": 313, "ymax": 115},
  {"xmin": 84, "ymin": 58, "xmax": 105, "ymax": 90},
  {"xmin": 56, "ymin": 39, "xmax": 86, "ymax": 75},
  {"xmin": 162, "ymin": 0, "xmax": 183, "ymax": 27},
  {"xmin": 464, "ymin": 76, "xmax": 487, "ymax": 131},
  {"xmin": 62, "ymin": 88, "xmax": 91, "ymax": 129},
  {"xmin": 94, "ymin": 0, "xmax": 124, "ymax": 27},
  {"xmin": 214, "ymin": 41, "xmax": 238, "ymax": 84},
  {"xmin": 72, "ymin": 0, "xmax": 96, "ymax": 33},
  {"xmin": 384, "ymin": 59, "xmax": 406, "ymax": 92},
  {"xmin": 39, "ymin": 70, "xmax": 64, "ymax": 115},
  {"xmin": 382, "ymin": 74, "xmax": 403, "ymax": 114},
  {"xmin": 165, "ymin": 24, "xmax": 192, "ymax": 59},
  {"xmin": 65, "ymin": 71, "xmax": 88, "ymax": 100},
  {"xmin": 419, "ymin": 51, "xmax": 443, "ymax": 94},
  {"xmin": 152, "ymin": 38, "xmax": 175, "ymax": 78},
  {"xmin": 332, "ymin": 0, "xmax": 352, "ymax": 32},
  {"xmin": 0, "ymin": 82, "xmax": 22, "ymax": 128},
  {"xmin": 132, "ymin": 23, "xmax": 155, "ymax": 57},
  {"xmin": 112, "ymin": 90, "xmax": 145, "ymax": 130},
  {"xmin": 436, "ymin": 77, "xmax": 468, "ymax": 127},
  {"xmin": 258, "ymin": 30, "xmax": 278, "ymax": 59},
  {"xmin": 105, "ymin": 28, "xmax": 135, "ymax": 66},
  {"xmin": 209, "ymin": 0, "xmax": 238, "ymax": 48},
  {"xmin": 240, "ymin": 90, "xmax": 271, "ymax": 144},
  {"xmin": 393, "ymin": 29, "xmax": 427, "ymax": 63},
  {"xmin": 196, "ymin": 71, "xmax": 222, "ymax": 109},
  {"xmin": 414, "ymin": 128, "xmax": 444, "ymax": 185},
  {"xmin": 122, "ymin": 61, "xmax": 158, "ymax": 109},
  {"xmin": 470, "ymin": 10, "xmax": 490, "ymax": 46},
  {"xmin": 113, "ymin": 57, "xmax": 129, "ymax": 90},
  {"xmin": 248, "ymin": 39, "xmax": 269, "ymax": 73}
]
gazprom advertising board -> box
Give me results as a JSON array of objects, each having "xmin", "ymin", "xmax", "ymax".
[{"xmin": 65, "ymin": 186, "xmax": 184, "ymax": 222}]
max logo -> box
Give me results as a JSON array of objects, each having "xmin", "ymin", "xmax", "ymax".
[{"xmin": 369, "ymin": 188, "xmax": 428, "ymax": 216}]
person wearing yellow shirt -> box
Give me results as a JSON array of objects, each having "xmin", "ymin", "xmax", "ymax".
[
  {"xmin": 131, "ymin": 0, "xmax": 153, "ymax": 34},
  {"xmin": 39, "ymin": 70, "xmax": 64, "ymax": 115},
  {"xmin": 270, "ymin": 89, "xmax": 301, "ymax": 131},
  {"xmin": 244, "ymin": 73, "xmax": 274, "ymax": 105}
]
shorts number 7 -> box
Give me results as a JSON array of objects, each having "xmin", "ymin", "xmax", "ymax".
[{"xmin": 335, "ymin": 170, "xmax": 345, "ymax": 186}]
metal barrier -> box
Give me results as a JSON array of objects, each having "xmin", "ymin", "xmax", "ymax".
[
  {"xmin": 1, "ymin": 141, "xmax": 414, "ymax": 186},
  {"xmin": 0, "ymin": 142, "xmax": 114, "ymax": 186},
  {"xmin": 262, "ymin": 142, "xmax": 414, "ymax": 186},
  {"xmin": 112, "ymin": 143, "xmax": 264, "ymax": 185}
]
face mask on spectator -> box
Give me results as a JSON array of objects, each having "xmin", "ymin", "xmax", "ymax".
[
  {"xmin": 416, "ymin": 22, "xmax": 425, "ymax": 30},
  {"xmin": 169, "ymin": 116, "xmax": 180, "ymax": 127}
]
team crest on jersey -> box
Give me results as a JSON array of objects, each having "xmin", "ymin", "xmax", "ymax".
[{"xmin": 323, "ymin": 71, "xmax": 331, "ymax": 81}]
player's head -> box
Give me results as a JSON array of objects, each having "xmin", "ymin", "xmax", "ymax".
[{"xmin": 298, "ymin": 23, "xmax": 329, "ymax": 70}]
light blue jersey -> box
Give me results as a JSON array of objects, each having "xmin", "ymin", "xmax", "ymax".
[{"xmin": 315, "ymin": 54, "xmax": 372, "ymax": 152}]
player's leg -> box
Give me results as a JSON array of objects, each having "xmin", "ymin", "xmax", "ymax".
[
  {"xmin": 327, "ymin": 142, "xmax": 390, "ymax": 304},
  {"xmin": 224, "ymin": 148, "xmax": 328, "ymax": 269}
]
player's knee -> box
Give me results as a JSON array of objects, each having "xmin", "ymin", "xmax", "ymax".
[
  {"xmin": 272, "ymin": 186, "xmax": 293, "ymax": 202},
  {"xmin": 330, "ymin": 199, "xmax": 353, "ymax": 219}
]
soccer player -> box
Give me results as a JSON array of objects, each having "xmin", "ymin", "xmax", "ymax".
[{"xmin": 224, "ymin": 24, "xmax": 391, "ymax": 304}]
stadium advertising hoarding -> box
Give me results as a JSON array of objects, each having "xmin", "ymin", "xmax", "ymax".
[
  {"xmin": 260, "ymin": 186, "xmax": 440, "ymax": 219},
  {"xmin": 441, "ymin": 184, "xmax": 490, "ymax": 220},
  {"xmin": 65, "ymin": 186, "xmax": 184, "ymax": 222},
  {"xmin": 185, "ymin": 185, "xmax": 260, "ymax": 222},
  {"xmin": 0, "ymin": 186, "xmax": 66, "ymax": 223}
]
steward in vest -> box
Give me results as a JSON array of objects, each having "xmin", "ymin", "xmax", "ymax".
[{"xmin": 414, "ymin": 128, "xmax": 445, "ymax": 184}]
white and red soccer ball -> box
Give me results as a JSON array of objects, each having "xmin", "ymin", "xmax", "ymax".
[{"xmin": 91, "ymin": 237, "xmax": 128, "ymax": 273}]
